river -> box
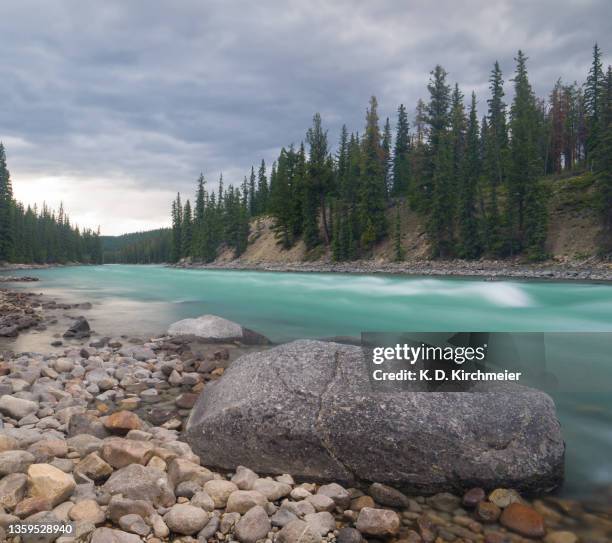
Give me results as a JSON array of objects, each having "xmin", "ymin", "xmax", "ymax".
[{"xmin": 2, "ymin": 264, "xmax": 612, "ymax": 500}]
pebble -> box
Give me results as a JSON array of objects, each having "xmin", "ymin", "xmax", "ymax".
[{"xmin": 499, "ymin": 502, "xmax": 546, "ymax": 538}]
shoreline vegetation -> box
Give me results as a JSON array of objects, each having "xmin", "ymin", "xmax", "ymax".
[{"xmin": 0, "ymin": 286, "xmax": 611, "ymax": 542}]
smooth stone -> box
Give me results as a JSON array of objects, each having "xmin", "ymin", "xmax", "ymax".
[
  {"xmin": 90, "ymin": 527, "xmax": 142, "ymax": 543},
  {"xmin": 368, "ymin": 482, "xmax": 409, "ymax": 508},
  {"xmin": 304, "ymin": 511, "xmax": 335, "ymax": 536},
  {"xmin": 355, "ymin": 507, "xmax": 400, "ymax": 537},
  {"xmin": 203, "ymin": 479, "xmax": 239, "ymax": 508},
  {"xmin": 118, "ymin": 514, "xmax": 151, "ymax": 536},
  {"xmin": 163, "ymin": 504, "xmax": 210, "ymax": 535},
  {"xmin": 185, "ymin": 340, "xmax": 564, "ymax": 494},
  {"xmin": 102, "ymin": 464, "xmax": 175, "ymax": 507},
  {"xmin": 500, "ymin": 502, "xmax": 546, "ymax": 538},
  {"xmin": 168, "ymin": 314, "xmax": 269, "ymax": 344},
  {"xmin": 0, "ymin": 473, "xmax": 28, "ymax": 509},
  {"xmin": 0, "ymin": 450, "xmax": 36, "ymax": 475},
  {"xmin": 0, "ymin": 395, "xmax": 38, "ymax": 419},
  {"xmin": 276, "ymin": 519, "xmax": 322, "ymax": 543},
  {"xmin": 226, "ymin": 490, "xmax": 268, "ymax": 514},
  {"xmin": 234, "ymin": 505, "xmax": 271, "ymax": 543},
  {"xmin": 69, "ymin": 499, "xmax": 105, "ymax": 525}
]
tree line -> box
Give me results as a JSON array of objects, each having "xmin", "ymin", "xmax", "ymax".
[
  {"xmin": 0, "ymin": 144, "xmax": 103, "ymax": 265},
  {"xmin": 102, "ymin": 229, "xmax": 172, "ymax": 264},
  {"xmin": 165, "ymin": 45, "xmax": 609, "ymax": 263}
]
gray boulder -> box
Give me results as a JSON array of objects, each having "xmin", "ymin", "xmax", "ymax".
[
  {"xmin": 185, "ymin": 340, "xmax": 564, "ymax": 495},
  {"xmin": 167, "ymin": 314, "xmax": 269, "ymax": 344}
]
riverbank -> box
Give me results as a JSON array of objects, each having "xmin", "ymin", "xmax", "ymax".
[
  {"xmin": 1, "ymin": 322, "xmax": 611, "ymax": 543},
  {"xmin": 172, "ymin": 258, "xmax": 612, "ymax": 282}
]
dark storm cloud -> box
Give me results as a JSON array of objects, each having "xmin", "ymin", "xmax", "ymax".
[{"xmin": 0, "ymin": 0, "xmax": 610, "ymax": 233}]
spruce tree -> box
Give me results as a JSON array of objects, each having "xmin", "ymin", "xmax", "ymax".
[
  {"xmin": 585, "ymin": 43, "xmax": 605, "ymax": 170},
  {"xmin": 483, "ymin": 61, "xmax": 508, "ymax": 255},
  {"xmin": 171, "ymin": 193, "xmax": 183, "ymax": 262},
  {"xmin": 359, "ymin": 96, "xmax": 388, "ymax": 249},
  {"xmin": 459, "ymin": 93, "xmax": 482, "ymax": 258},
  {"xmin": 382, "ymin": 117, "xmax": 392, "ymax": 197},
  {"xmin": 508, "ymin": 51, "xmax": 547, "ymax": 259},
  {"xmin": 248, "ymin": 166, "xmax": 256, "ymax": 216},
  {"xmin": 257, "ymin": 160, "xmax": 269, "ymax": 214},
  {"xmin": 595, "ymin": 65, "xmax": 612, "ymax": 256},
  {"xmin": 181, "ymin": 199, "xmax": 193, "ymax": 257},
  {"xmin": 0, "ymin": 143, "xmax": 14, "ymax": 262},
  {"xmin": 305, "ymin": 113, "xmax": 332, "ymax": 246},
  {"xmin": 392, "ymin": 104, "xmax": 411, "ymax": 196}
]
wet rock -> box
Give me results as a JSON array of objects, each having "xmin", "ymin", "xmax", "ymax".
[
  {"xmin": 103, "ymin": 411, "xmax": 142, "ymax": 434},
  {"xmin": 544, "ymin": 531, "xmax": 578, "ymax": 543},
  {"xmin": 355, "ymin": 507, "xmax": 400, "ymax": 537},
  {"xmin": 488, "ymin": 488, "xmax": 522, "ymax": 508},
  {"xmin": 462, "ymin": 487, "xmax": 486, "ymax": 508},
  {"xmin": 428, "ymin": 492, "xmax": 461, "ymax": 512},
  {"xmin": 499, "ymin": 502, "xmax": 546, "ymax": 538},
  {"xmin": 63, "ymin": 317, "xmax": 91, "ymax": 339},
  {"xmin": 185, "ymin": 340, "xmax": 564, "ymax": 494},
  {"xmin": 476, "ymin": 501, "xmax": 501, "ymax": 523},
  {"xmin": 368, "ymin": 482, "xmax": 409, "ymax": 508},
  {"xmin": 75, "ymin": 452, "xmax": 113, "ymax": 482},
  {"xmin": 100, "ymin": 438, "xmax": 155, "ymax": 468},
  {"xmin": 317, "ymin": 483, "xmax": 350, "ymax": 509}
]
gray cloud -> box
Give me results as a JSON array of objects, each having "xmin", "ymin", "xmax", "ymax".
[{"xmin": 1, "ymin": 0, "xmax": 610, "ymax": 234}]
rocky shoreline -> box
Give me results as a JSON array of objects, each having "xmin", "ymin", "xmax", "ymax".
[
  {"xmin": 171, "ymin": 259, "xmax": 612, "ymax": 283},
  {"xmin": 0, "ymin": 290, "xmax": 611, "ymax": 543}
]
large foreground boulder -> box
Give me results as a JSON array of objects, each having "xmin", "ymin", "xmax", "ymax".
[
  {"xmin": 167, "ymin": 314, "xmax": 269, "ymax": 344},
  {"xmin": 185, "ymin": 340, "xmax": 564, "ymax": 494}
]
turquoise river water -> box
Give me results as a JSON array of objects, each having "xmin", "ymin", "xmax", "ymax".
[{"xmin": 2, "ymin": 264, "xmax": 611, "ymax": 500}]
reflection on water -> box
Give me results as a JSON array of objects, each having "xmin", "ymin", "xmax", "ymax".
[{"xmin": 2, "ymin": 264, "xmax": 612, "ymax": 499}]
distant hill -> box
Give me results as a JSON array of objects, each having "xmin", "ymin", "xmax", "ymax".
[{"xmin": 102, "ymin": 229, "xmax": 172, "ymax": 263}]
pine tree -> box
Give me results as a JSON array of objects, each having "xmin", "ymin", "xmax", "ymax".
[
  {"xmin": 382, "ymin": 117, "xmax": 392, "ymax": 197},
  {"xmin": 257, "ymin": 160, "xmax": 269, "ymax": 214},
  {"xmin": 595, "ymin": 65, "xmax": 612, "ymax": 256},
  {"xmin": 459, "ymin": 93, "xmax": 482, "ymax": 258},
  {"xmin": 424, "ymin": 66, "xmax": 453, "ymax": 256},
  {"xmin": 392, "ymin": 104, "xmax": 411, "ymax": 196},
  {"xmin": 359, "ymin": 96, "xmax": 388, "ymax": 249},
  {"xmin": 181, "ymin": 199, "xmax": 193, "ymax": 257},
  {"xmin": 585, "ymin": 43, "xmax": 605, "ymax": 170},
  {"xmin": 248, "ymin": 166, "xmax": 256, "ymax": 216},
  {"xmin": 0, "ymin": 143, "xmax": 14, "ymax": 261},
  {"xmin": 305, "ymin": 113, "xmax": 332, "ymax": 247},
  {"xmin": 508, "ymin": 51, "xmax": 547, "ymax": 259},
  {"xmin": 171, "ymin": 193, "xmax": 183, "ymax": 262}
]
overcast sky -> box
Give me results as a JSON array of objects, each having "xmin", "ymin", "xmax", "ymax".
[{"xmin": 1, "ymin": 0, "xmax": 610, "ymax": 235}]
